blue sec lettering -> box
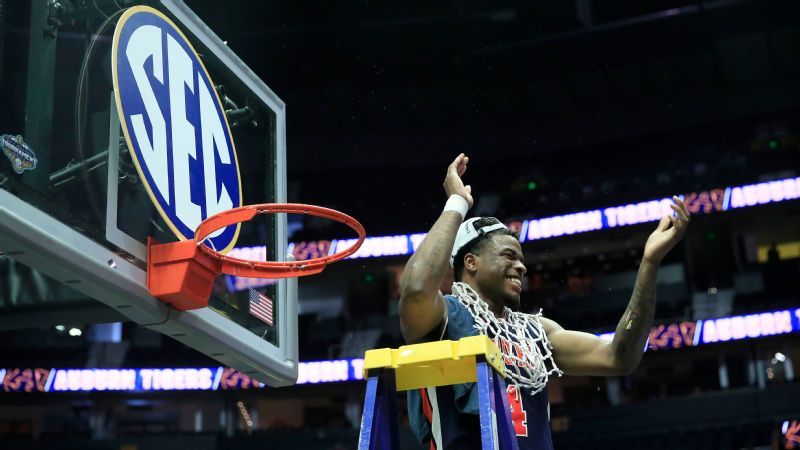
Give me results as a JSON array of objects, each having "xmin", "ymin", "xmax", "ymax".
[{"xmin": 113, "ymin": 7, "xmax": 241, "ymax": 252}]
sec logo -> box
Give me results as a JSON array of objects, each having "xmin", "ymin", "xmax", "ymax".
[{"xmin": 112, "ymin": 6, "xmax": 242, "ymax": 253}]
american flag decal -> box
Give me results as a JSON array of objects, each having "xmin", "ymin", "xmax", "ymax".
[{"xmin": 248, "ymin": 289, "xmax": 274, "ymax": 326}]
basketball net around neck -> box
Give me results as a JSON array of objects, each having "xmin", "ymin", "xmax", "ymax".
[{"xmin": 451, "ymin": 282, "xmax": 562, "ymax": 395}]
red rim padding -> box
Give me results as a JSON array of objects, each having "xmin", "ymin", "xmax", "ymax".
[{"xmin": 147, "ymin": 203, "xmax": 366, "ymax": 311}]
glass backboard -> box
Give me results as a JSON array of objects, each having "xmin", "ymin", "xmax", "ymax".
[{"xmin": 0, "ymin": 0, "xmax": 296, "ymax": 386}]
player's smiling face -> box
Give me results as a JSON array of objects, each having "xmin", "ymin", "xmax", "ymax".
[{"xmin": 471, "ymin": 234, "xmax": 527, "ymax": 311}]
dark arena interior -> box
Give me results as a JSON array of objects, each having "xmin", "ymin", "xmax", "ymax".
[{"xmin": 0, "ymin": 0, "xmax": 799, "ymax": 449}]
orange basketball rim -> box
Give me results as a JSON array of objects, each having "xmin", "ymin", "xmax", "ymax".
[{"xmin": 147, "ymin": 203, "xmax": 366, "ymax": 311}]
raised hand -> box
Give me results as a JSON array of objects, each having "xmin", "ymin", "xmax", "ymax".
[
  {"xmin": 643, "ymin": 196, "xmax": 691, "ymax": 264},
  {"xmin": 443, "ymin": 153, "xmax": 474, "ymax": 208}
]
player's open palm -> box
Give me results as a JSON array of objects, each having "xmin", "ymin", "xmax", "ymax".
[
  {"xmin": 644, "ymin": 196, "xmax": 690, "ymax": 263},
  {"xmin": 443, "ymin": 153, "xmax": 474, "ymax": 208}
]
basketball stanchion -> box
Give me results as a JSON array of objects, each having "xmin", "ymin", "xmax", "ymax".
[
  {"xmin": 358, "ymin": 336, "xmax": 520, "ymax": 450},
  {"xmin": 146, "ymin": 203, "xmax": 366, "ymax": 310}
]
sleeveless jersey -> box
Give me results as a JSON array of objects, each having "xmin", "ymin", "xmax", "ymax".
[{"xmin": 406, "ymin": 295, "xmax": 554, "ymax": 450}]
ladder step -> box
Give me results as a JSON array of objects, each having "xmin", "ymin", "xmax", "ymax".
[{"xmin": 363, "ymin": 335, "xmax": 505, "ymax": 391}]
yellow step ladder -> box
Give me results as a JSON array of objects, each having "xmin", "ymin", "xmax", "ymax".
[{"xmin": 358, "ymin": 335, "xmax": 519, "ymax": 450}]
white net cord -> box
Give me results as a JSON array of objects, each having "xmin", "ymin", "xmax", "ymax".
[{"xmin": 451, "ymin": 282, "xmax": 563, "ymax": 395}]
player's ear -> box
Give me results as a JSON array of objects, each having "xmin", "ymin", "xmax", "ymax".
[{"xmin": 464, "ymin": 253, "xmax": 479, "ymax": 276}]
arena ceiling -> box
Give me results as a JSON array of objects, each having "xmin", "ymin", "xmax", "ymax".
[{"xmin": 182, "ymin": 0, "xmax": 800, "ymax": 172}]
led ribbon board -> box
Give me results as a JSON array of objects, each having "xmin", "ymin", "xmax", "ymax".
[
  {"xmin": 224, "ymin": 177, "xmax": 800, "ymax": 290},
  {"xmin": 2, "ymin": 307, "xmax": 798, "ymax": 393},
  {"xmin": 112, "ymin": 6, "xmax": 242, "ymax": 252},
  {"xmin": 1, "ymin": 360, "xmax": 367, "ymax": 393}
]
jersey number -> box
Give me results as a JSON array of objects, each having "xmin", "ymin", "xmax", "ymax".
[{"xmin": 506, "ymin": 385, "xmax": 528, "ymax": 436}]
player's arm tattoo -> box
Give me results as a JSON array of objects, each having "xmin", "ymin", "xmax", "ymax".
[{"xmin": 610, "ymin": 260, "xmax": 657, "ymax": 372}]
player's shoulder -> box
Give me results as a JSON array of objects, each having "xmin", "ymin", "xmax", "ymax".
[
  {"xmin": 442, "ymin": 292, "xmax": 459, "ymax": 305},
  {"xmin": 441, "ymin": 294, "xmax": 478, "ymax": 335},
  {"xmin": 536, "ymin": 315, "xmax": 562, "ymax": 334},
  {"xmin": 441, "ymin": 293, "xmax": 467, "ymax": 316},
  {"xmin": 514, "ymin": 311, "xmax": 561, "ymax": 335}
]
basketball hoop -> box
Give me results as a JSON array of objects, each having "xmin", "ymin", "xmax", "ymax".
[{"xmin": 147, "ymin": 203, "xmax": 366, "ymax": 311}]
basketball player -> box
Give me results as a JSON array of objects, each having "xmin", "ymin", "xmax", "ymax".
[{"xmin": 399, "ymin": 153, "xmax": 690, "ymax": 449}]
